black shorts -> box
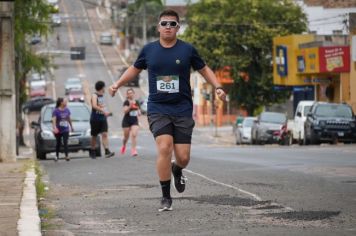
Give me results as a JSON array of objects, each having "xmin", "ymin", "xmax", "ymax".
[
  {"xmin": 148, "ymin": 114, "xmax": 195, "ymax": 144},
  {"xmin": 90, "ymin": 119, "xmax": 108, "ymax": 136},
  {"xmin": 122, "ymin": 117, "xmax": 139, "ymax": 128}
]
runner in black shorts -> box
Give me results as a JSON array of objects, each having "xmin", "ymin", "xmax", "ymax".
[
  {"xmin": 90, "ymin": 81, "xmax": 115, "ymax": 159},
  {"xmin": 120, "ymin": 88, "xmax": 140, "ymax": 156},
  {"xmin": 109, "ymin": 10, "xmax": 226, "ymax": 212}
]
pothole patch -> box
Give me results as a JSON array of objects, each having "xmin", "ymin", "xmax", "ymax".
[
  {"xmin": 183, "ymin": 194, "xmax": 271, "ymax": 207},
  {"xmin": 263, "ymin": 210, "xmax": 341, "ymax": 221}
]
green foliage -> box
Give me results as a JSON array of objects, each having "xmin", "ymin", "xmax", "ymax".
[
  {"xmin": 14, "ymin": 0, "xmax": 52, "ymax": 104},
  {"xmin": 183, "ymin": 0, "xmax": 307, "ymax": 114},
  {"xmin": 127, "ymin": 0, "xmax": 163, "ymax": 39}
]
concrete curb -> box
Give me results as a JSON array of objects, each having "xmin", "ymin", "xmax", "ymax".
[{"xmin": 17, "ymin": 167, "xmax": 41, "ymax": 236}]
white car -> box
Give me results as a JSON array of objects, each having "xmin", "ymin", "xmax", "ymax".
[
  {"xmin": 100, "ymin": 32, "xmax": 113, "ymax": 45},
  {"xmin": 292, "ymin": 100, "xmax": 315, "ymax": 144},
  {"xmin": 234, "ymin": 117, "xmax": 256, "ymax": 144},
  {"xmin": 51, "ymin": 14, "xmax": 61, "ymax": 26},
  {"xmin": 65, "ymin": 78, "xmax": 82, "ymax": 95}
]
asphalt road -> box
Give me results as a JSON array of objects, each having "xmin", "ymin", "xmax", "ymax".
[{"xmin": 32, "ymin": 0, "xmax": 356, "ymax": 235}]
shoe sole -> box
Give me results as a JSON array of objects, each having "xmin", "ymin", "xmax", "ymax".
[
  {"xmin": 105, "ymin": 153, "xmax": 115, "ymax": 158},
  {"xmin": 158, "ymin": 207, "xmax": 173, "ymax": 212}
]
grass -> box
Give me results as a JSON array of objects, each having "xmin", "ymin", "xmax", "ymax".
[{"xmin": 33, "ymin": 160, "xmax": 58, "ymax": 231}]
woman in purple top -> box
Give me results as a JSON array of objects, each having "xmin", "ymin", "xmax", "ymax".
[{"xmin": 52, "ymin": 98, "xmax": 73, "ymax": 162}]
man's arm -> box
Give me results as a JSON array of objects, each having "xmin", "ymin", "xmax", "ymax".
[
  {"xmin": 109, "ymin": 66, "xmax": 142, "ymax": 97},
  {"xmin": 198, "ymin": 65, "xmax": 226, "ymax": 101}
]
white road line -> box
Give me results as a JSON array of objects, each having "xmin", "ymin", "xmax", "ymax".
[{"xmin": 184, "ymin": 169, "xmax": 262, "ymax": 201}]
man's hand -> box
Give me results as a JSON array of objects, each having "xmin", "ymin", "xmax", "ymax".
[
  {"xmin": 108, "ymin": 84, "xmax": 118, "ymax": 97},
  {"xmin": 216, "ymin": 88, "xmax": 226, "ymax": 101}
]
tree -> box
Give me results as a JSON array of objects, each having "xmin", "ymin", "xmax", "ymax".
[
  {"xmin": 127, "ymin": 0, "xmax": 163, "ymax": 44},
  {"xmin": 14, "ymin": 0, "xmax": 52, "ymax": 146},
  {"xmin": 183, "ymin": 0, "xmax": 307, "ymax": 115}
]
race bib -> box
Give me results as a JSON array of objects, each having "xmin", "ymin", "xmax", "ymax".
[
  {"xmin": 129, "ymin": 110, "xmax": 138, "ymax": 117},
  {"xmin": 59, "ymin": 120, "xmax": 68, "ymax": 127},
  {"xmin": 156, "ymin": 75, "xmax": 179, "ymax": 93}
]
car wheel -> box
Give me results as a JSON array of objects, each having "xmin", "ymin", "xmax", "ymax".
[
  {"xmin": 303, "ymin": 128, "xmax": 309, "ymax": 145},
  {"xmin": 298, "ymin": 132, "xmax": 303, "ymax": 145},
  {"xmin": 310, "ymin": 130, "xmax": 318, "ymax": 145},
  {"xmin": 36, "ymin": 148, "xmax": 46, "ymax": 160}
]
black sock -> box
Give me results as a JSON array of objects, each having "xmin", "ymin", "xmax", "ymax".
[
  {"xmin": 160, "ymin": 180, "xmax": 171, "ymax": 199},
  {"xmin": 172, "ymin": 163, "xmax": 183, "ymax": 175},
  {"xmin": 105, "ymin": 148, "xmax": 110, "ymax": 153}
]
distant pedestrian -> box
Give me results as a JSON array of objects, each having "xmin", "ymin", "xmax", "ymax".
[
  {"xmin": 52, "ymin": 97, "xmax": 73, "ymax": 162},
  {"xmin": 120, "ymin": 88, "xmax": 141, "ymax": 156},
  {"xmin": 90, "ymin": 81, "xmax": 115, "ymax": 159},
  {"xmin": 109, "ymin": 9, "xmax": 226, "ymax": 211}
]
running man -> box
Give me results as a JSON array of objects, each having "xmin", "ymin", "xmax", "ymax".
[
  {"xmin": 109, "ymin": 9, "xmax": 226, "ymax": 211},
  {"xmin": 121, "ymin": 88, "xmax": 141, "ymax": 156},
  {"xmin": 90, "ymin": 81, "xmax": 115, "ymax": 159},
  {"xmin": 52, "ymin": 97, "xmax": 73, "ymax": 162}
]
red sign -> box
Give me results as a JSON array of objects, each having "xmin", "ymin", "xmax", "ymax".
[{"xmin": 319, "ymin": 46, "xmax": 350, "ymax": 73}]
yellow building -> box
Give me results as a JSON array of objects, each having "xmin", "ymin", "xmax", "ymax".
[{"xmin": 273, "ymin": 34, "xmax": 355, "ymax": 111}]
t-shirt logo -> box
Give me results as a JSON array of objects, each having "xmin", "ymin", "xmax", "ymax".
[
  {"xmin": 156, "ymin": 75, "xmax": 179, "ymax": 93},
  {"xmin": 176, "ymin": 59, "xmax": 180, "ymax": 64}
]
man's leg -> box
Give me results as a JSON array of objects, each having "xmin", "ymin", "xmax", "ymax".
[
  {"xmin": 171, "ymin": 116, "xmax": 194, "ymax": 193},
  {"xmin": 156, "ymin": 134, "xmax": 174, "ymax": 211},
  {"xmin": 102, "ymin": 132, "xmax": 114, "ymax": 157}
]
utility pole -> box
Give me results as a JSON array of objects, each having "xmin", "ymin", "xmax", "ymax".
[
  {"xmin": 142, "ymin": 0, "xmax": 147, "ymax": 45},
  {"xmin": 0, "ymin": 1, "xmax": 16, "ymax": 162}
]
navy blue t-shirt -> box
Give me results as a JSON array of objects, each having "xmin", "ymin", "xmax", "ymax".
[{"xmin": 134, "ymin": 39, "xmax": 206, "ymax": 117}]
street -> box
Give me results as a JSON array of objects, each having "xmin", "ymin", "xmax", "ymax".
[{"xmin": 26, "ymin": 0, "xmax": 356, "ymax": 235}]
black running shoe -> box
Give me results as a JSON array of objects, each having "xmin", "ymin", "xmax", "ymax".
[
  {"xmin": 105, "ymin": 150, "xmax": 115, "ymax": 158},
  {"xmin": 158, "ymin": 197, "xmax": 173, "ymax": 212},
  {"xmin": 172, "ymin": 162, "xmax": 187, "ymax": 193}
]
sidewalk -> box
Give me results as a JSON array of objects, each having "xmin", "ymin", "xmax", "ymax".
[
  {"xmin": 0, "ymin": 146, "xmax": 36, "ymax": 236},
  {"xmin": 193, "ymin": 125, "xmax": 236, "ymax": 145}
]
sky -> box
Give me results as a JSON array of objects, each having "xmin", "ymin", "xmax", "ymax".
[{"xmin": 165, "ymin": 0, "xmax": 198, "ymax": 5}]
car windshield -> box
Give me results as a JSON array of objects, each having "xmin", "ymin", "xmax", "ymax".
[
  {"xmin": 303, "ymin": 106, "xmax": 311, "ymax": 115},
  {"xmin": 243, "ymin": 119, "xmax": 254, "ymax": 127},
  {"xmin": 43, "ymin": 105, "xmax": 90, "ymax": 123},
  {"xmin": 66, "ymin": 79, "xmax": 80, "ymax": 84},
  {"xmin": 260, "ymin": 113, "xmax": 286, "ymax": 124},
  {"xmin": 315, "ymin": 104, "xmax": 353, "ymax": 118}
]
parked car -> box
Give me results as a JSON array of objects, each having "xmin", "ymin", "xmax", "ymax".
[
  {"xmin": 99, "ymin": 32, "xmax": 113, "ymax": 45},
  {"xmin": 292, "ymin": 100, "xmax": 315, "ymax": 144},
  {"xmin": 22, "ymin": 97, "xmax": 54, "ymax": 113},
  {"xmin": 31, "ymin": 102, "xmax": 101, "ymax": 160},
  {"xmin": 234, "ymin": 117, "xmax": 256, "ymax": 145},
  {"xmin": 30, "ymin": 86, "xmax": 46, "ymax": 97},
  {"xmin": 119, "ymin": 67, "xmax": 140, "ymax": 87},
  {"xmin": 29, "ymin": 34, "xmax": 41, "ymax": 45},
  {"xmin": 65, "ymin": 77, "xmax": 82, "ymax": 95},
  {"xmin": 304, "ymin": 102, "xmax": 356, "ymax": 145},
  {"xmin": 68, "ymin": 89, "xmax": 85, "ymax": 102},
  {"xmin": 251, "ymin": 112, "xmax": 289, "ymax": 145},
  {"xmin": 51, "ymin": 14, "xmax": 61, "ymax": 26}
]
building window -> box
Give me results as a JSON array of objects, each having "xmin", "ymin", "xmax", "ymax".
[
  {"xmin": 325, "ymin": 36, "xmax": 332, "ymax": 41},
  {"xmin": 333, "ymin": 30, "xmax": 343, "ymax": 35}
]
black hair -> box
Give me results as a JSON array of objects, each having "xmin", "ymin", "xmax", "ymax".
[
  {"xmin": 95, "ymin": 81, "xmax": 105, "ymax": 91},
  {"xmin": 56, "ymin": 97, "xmax": 64, "ymax": 108},
  {"xmin": 126, "ymin": 88, "xmax": 135, "ymax": 93},
  {"xmin": 159, "ymin": 9, "xmax": 180, "ymax": 23}
]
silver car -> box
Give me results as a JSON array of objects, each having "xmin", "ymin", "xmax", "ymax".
[
  {"xmin": 65, "ymin": 77, "xmax": 82, "ymax": 95},
  {"xmin": 234, "ymin": 117, "xmax": 256, "ymax": 144},
  {"xmin": 31, "ymin": 102, "xmax": 101, "ymax": 160},
  {"xmin": 251, "ymin": 112, "xmax": 288, "ymax": 145}
]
